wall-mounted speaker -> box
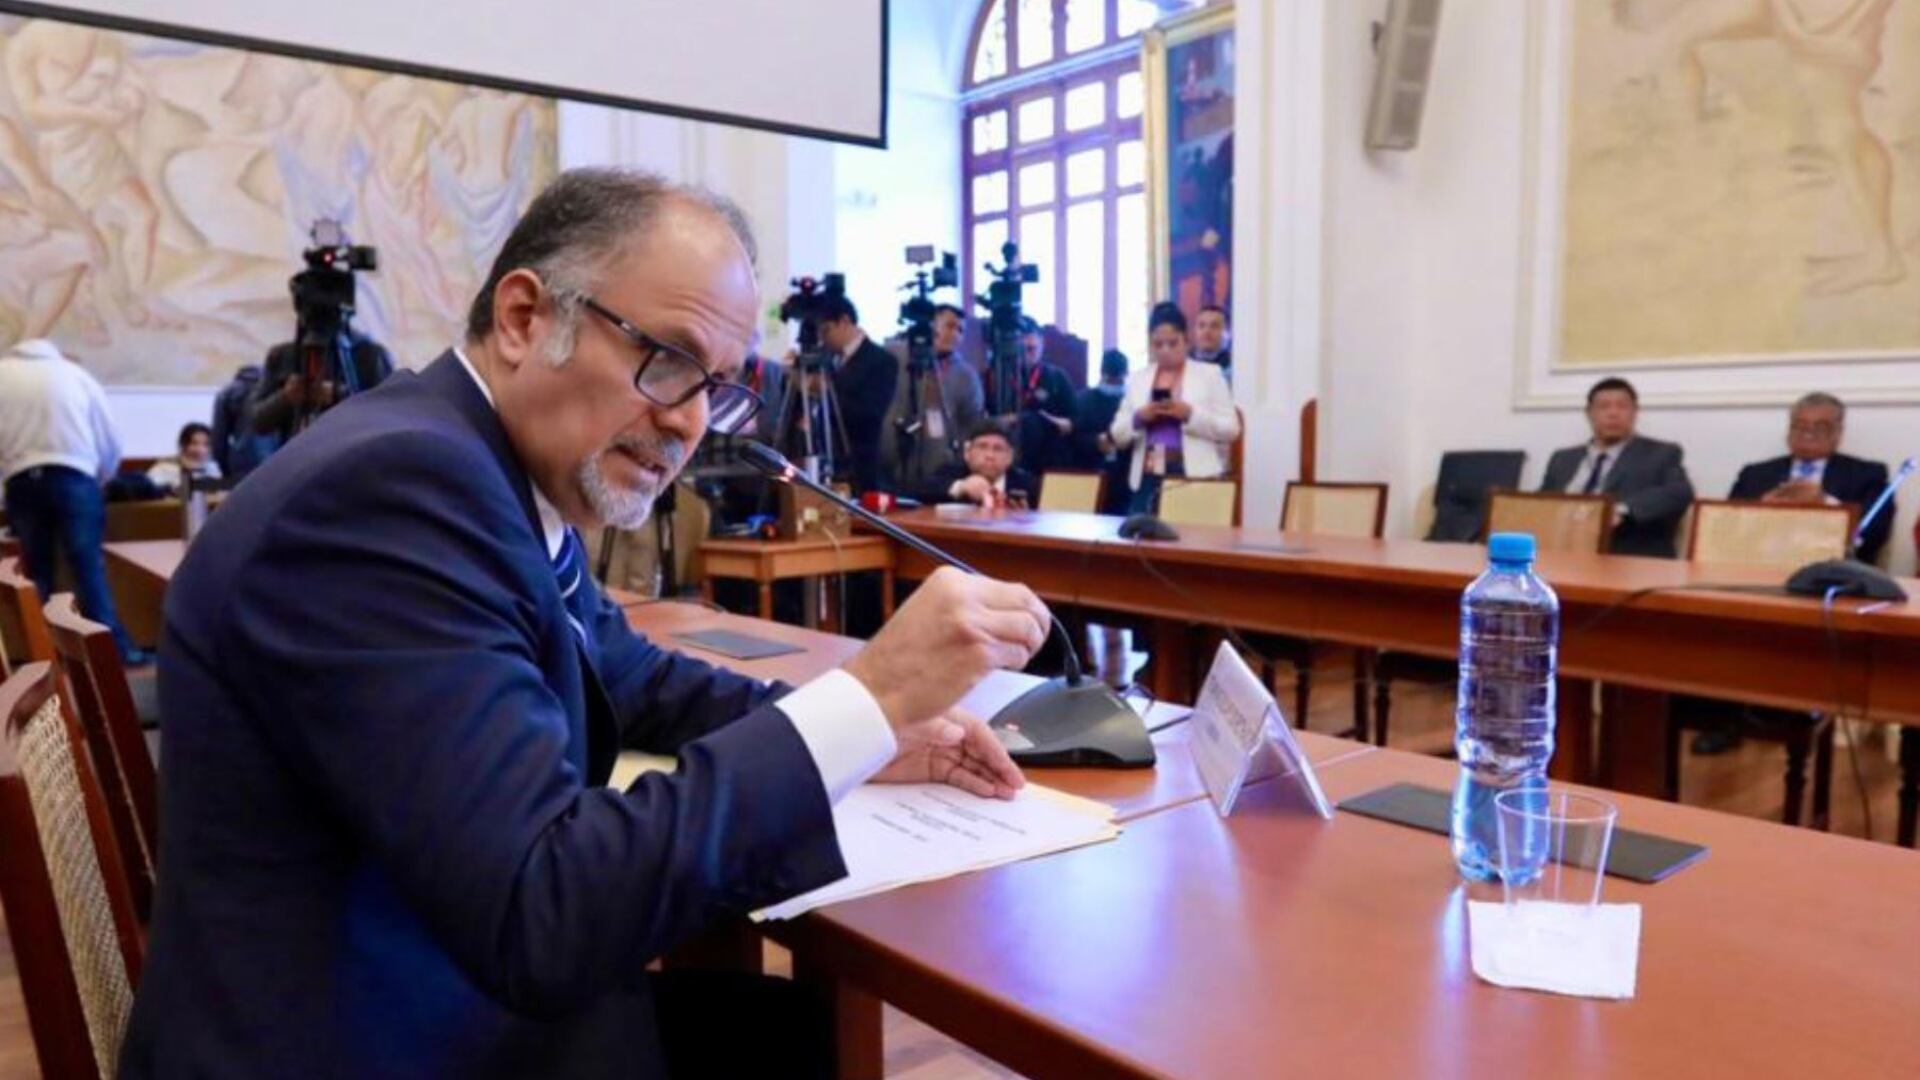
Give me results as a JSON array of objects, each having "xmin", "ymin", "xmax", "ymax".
[{"xmin": 1365, "ymin": 0, "xmax": 1444, "ymax": 151}]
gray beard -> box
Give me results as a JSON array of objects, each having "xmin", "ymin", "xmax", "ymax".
[{"xmin": 577, "ymin": 433, "xmax": 687, "ymax": 531}]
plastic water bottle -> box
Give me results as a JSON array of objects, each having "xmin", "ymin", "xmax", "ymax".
[{"xmin": 1452, "ymin": 532, "xmax": 1559, "ymax": 882}]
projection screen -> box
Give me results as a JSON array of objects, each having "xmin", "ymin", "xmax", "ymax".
[{"xmin": 0, "ymin": 0, "xmax": 890, "ymax": 146}]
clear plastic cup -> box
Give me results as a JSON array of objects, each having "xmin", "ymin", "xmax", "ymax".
[{"xmin": 1495, "ymin": 788, "xmax": 1616, "ymax": 906}]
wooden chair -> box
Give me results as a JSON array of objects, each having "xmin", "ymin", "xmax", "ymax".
[
  {"xmin": 1282, "ymin": 481, "xmax": 1389, "ymax": 538},
  {"xmin": 1368, "ymin": 491, "xmax": 1615, "ymax": 749},
  {"xmin": 1158, "ymin": 478, "xmax": 1241, "ymax": 528},
  {"xmin": 1, "ymin": 555, "xmax": 55, "ymax": 675},
  {"xmin": 1247, "ymin": 482, "xmax": 1390, "ymax": 737},
  {"xmin": 1686, "ymin": 499, "xmax": 1854, "ymax": 569},
  {"xmin": 1667, "ymin": 500, "xmax": 1853, "ymax": 829},
  {"xmin": 0, "ymin": 661, "xmax": 145, "ymax": 1079},
  {"xmin": 1038, "ymin": 470, "xmax": 1106, "ymax": 514},
  {"xmin": 1485, "ymin": 490, "xmax": 1615, "ymax": 554},
  {"xmin": 44, "ymin": 594, "xmax": 158, "ymax": 919}
]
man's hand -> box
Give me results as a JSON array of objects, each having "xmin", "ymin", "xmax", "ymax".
[
  {"xmin": 282, "ymin": 373, "xmax": 309, "ymax": 406},
  {"xmin": 842, "ymin": 566, "xmax": 1050, "ymax": 744},
  {"xmin": 1765, "ymin": 480, "xmax": 1824, "ymax": 505},
  {"xmin": 1096, "ymin": 433, "xmax": 1115, "ymax": 455},
  {"xmin": 1163, "ymin": 400, "xmax": 1192, "ymax": 422},
  {"xmin": 953, "ymin": 474, "xmax": 998, "ymax": 506},
  {"xmin": 1045, "ymin": 412, "xmax": 1073, "ymax": 434},
  {"xmin": 314, "ymin": 381, "xmax": 339, "ymax": 409},
  {"xmin": 871, "ymin": 707, "xmax": 1024, "ymax": 799}
]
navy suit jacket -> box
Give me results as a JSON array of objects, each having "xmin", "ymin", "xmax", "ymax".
[
  {"xmin": 1729, "ymin": 452, "xmax": 1893, "ymax": 565},
  {"xmin": 123, "ymin": 353, "xmax": 847, "ymax": 1078},
  {"xmin": 1541, "ymin": 436, "xmax": 1695, "ymax": 558}
]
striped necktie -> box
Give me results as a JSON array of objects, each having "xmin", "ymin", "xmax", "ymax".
[{"xmin": 552, "ymin": 527, "xmax": 589, "ymax": 646}]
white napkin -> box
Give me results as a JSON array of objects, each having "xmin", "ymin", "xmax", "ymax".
[{"xmin": 1468, "ymin": 900, "xmax": 1641, "ymax": 1000}]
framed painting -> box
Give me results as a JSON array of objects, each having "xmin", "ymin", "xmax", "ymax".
[
  {"xmin": 1515, "ymin": 0, "xmax": 1920, "ymax": 407},
  {"xmin": 1143, "ymin": 2, "xmax": 1234, "ymax": 316}
]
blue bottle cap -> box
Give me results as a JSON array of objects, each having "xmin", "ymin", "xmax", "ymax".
[{"xmin": 1488, "ymin": 532, "xmax": 1536, "ymax": 565}]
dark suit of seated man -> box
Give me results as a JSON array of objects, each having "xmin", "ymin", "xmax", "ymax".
[
  {"xmin": 1689, "ymin": 392, "xmax": 1893, "ymax": 756},
  {"xmin": 918, "ymin": 420, "xmax": 1037, "ymax": 509},
  {"xmin": 122, "ymin": 169, "xmax": 1042, "ymax": 1080},
  {"xmin": 1540, "ymin": 377, "xmax": 1695, "ymax": 558},
  {"xmin": 1728, "ymin": 391, "xmax": 1892, "ymax": 565}
]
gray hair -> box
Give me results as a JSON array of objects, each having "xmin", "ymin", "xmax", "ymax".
[
  {"xmin": 464, "ymin": 167, "xmax": 759, "ymax": 363},
  {"xmin": 1792, "ymin": 391, "xmax": 1846, "ymax": 422}
]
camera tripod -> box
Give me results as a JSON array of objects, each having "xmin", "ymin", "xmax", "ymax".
[
  {"xmin": 768, "ymin": 351, "xmax": 850, "ymax": 486},
  {"xmin": 894, "ymin": 338, "xmax": 962, "ymax": 493}
]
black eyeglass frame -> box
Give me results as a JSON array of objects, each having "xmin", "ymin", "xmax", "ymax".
[{"xmin": 578, "ymin": 294, "xmax": 762, "ymax": 434}]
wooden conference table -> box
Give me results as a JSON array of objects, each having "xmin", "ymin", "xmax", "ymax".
[
  {"xmin": 632, "ymin": 602, "xmax": 1920, "ymax": 1079},
  {"xmin": 100, "ymin": 551, "xmax": 1920, "ymax": 1078},
  {"xmin": 876, "ymin": 508, "xmax": 1920, "ymax": 845}
]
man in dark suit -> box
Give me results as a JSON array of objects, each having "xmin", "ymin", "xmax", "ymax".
[
  {"xmin": 917, "ymin": 420, "xmax": 1037, "ymax": 509},
  {"xmin": 1688, "ymin": 392, "xmax": 1895, "ymax": 756},
  {"xmin": 123, "ymin": 169, "xmax": 1040, "ymax": 1079},
  {"xmin": 1729, "ymin": 392, "xmax": 1892, "ymax": 564},
  {"xmin": 816, "ymin": 294, "xmax": 897, "ymax": 494},
  {"xmin": 1540, "ymin": 377, "xmax": 1695, "ymax": 558}
]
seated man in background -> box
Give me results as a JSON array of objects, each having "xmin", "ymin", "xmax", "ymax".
[
  {"xmin": 145, "ymin": 421, "xmax": 222, "ymax": 494},
  {"xmin": 123, "ymin": 168, "xmax": 1038, "ymax": 1079},
  {"xmin": 918, "ymin": 419, "xmax": 1035, "ymax": 509},
  {"xmin": 1541, "ymin": 376, "xmax": 1694, "ymax": 558},
  {"xmin": 984, "ymin": 318, "xmax": 1075, "ymax": 473},
  {"xmin": 1729, "ymin": 392, "xmax": 1891, "ymax": 564}
]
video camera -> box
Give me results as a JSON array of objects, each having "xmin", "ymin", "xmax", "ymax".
[
  {"xmin": 290, "ymin": 219, "xmax": 377, "ymax": 347},
  {"xmin": 778, "ymin": 272, "xmax": 848, "ymax": 361},
  {"xmin": 897, "ymin": 246, "xmax": 959, "ymax": 371},
  {"xmin": 976, "ymin": 241, "xmax": 1039, "ymax": 415}
]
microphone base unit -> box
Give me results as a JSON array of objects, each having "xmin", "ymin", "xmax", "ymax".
[
  {"xmin": 1785, "ymin": 559, "xmax": 1908, "ymax": 602},
  {"xmin": 988, "ymin": 677, "xmax": 1156, "ymax": 768}
]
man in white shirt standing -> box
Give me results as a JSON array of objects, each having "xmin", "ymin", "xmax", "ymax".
[{"xmin": 0, "ymin": 337, "xmax": 146, "ymax": 662}]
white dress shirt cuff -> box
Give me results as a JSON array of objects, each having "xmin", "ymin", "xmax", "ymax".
[{"xmin": 778, "ymin": 669, "xmax": 897, "ymax": 804}]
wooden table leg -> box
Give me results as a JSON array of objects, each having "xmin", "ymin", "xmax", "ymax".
[
  {"xmin": 1550, "ymin": 677, "xmax": 1595, "ymax": 784},
  {"xmin": 881, "ymin": 569, "xmax": 895, "ymax": 620},
  {"xmin": 1899, "ymin": 726, "xmax": 1919, "ymax": 849},
  {"xmin": 823, "ymin": 577, "xmax": 841, "ymax": 635},
  {"xmin": 1147, "ymin": 618, "xmax": 1195, "ymax": 703},
  {"xmin": 758, "ymin": 581, "xmax": 774, "ymax": 621},
  {"xmin": 793, "ymin": 952, "xmax": 883, "ymax": 1080},
  {"xmin": 1596, "ymin": 685, "xmax": 1671, "ymax": 798},
  {"xmin": 700, "ymin": 577, "xmax": 716, "ymax": 607}
]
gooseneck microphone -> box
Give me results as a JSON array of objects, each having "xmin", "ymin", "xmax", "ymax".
[
  {"xmin": 742, "ymin": 440, "xmax": 1154, "ymax": 767},
  {"xmin": 1851, "ymin": 456, "xmax": 1916, "ymax": 557},
  {"xmin": 740, "ymin": 440, "xmax": 1086, "ymax": 685}
]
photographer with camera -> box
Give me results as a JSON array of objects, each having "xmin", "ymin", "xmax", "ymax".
[
  {"xmin": 887, "ymin": 248, "xmax": 984, "ymax": 496},
  {"xmin": 250, "ymin": 221, "xmax": 395, "ymax": 447},
  {"xmin": 984, "ymin": 318, "xmax": 1076, "ymax": 473},
  {"xmin": 815, "ymin": 294, "xmax": 896, "ymax": 495}
]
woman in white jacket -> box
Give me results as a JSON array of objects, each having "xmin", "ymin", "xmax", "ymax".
[{"xmin": 1109, "ymin": 303, "xmax": 1240, "ymax": 513}]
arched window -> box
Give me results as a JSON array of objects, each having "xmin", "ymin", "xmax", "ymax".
[{"xmin": 963, "ymin": 0, "xmax": 1209, "ymax": 374}]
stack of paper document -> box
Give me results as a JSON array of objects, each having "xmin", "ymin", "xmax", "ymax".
[{"xmin": 754, "ymin": 783, "xmax": 1120, "ymax": 921}]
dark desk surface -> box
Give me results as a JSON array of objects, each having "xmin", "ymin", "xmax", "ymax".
[{"xmin": 786, "ymin": 744, "xmax": 1920, "ymax": 1079}]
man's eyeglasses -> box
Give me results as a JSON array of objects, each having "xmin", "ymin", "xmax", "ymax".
[{"xmin": 580, "ymin": 296, "xmax": 762, "ymax": 436}]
